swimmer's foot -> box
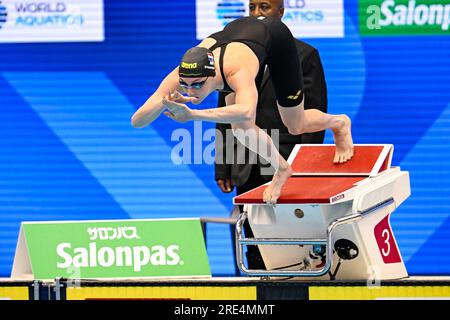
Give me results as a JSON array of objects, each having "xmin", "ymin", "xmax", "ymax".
[
  {"xmin": 263, "ymin": 164, "xmax": 293, "ymax": 205},
  {"xmin": 332, "ymin": 115, "xmax": 354, "ymax": 164}
]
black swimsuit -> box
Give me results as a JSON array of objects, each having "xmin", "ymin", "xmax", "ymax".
[{"xmin": 208, "ymin": 16, "xmax": 304, "ymax": 107}]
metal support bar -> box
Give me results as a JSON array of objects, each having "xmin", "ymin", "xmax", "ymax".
[
  {"xmin": 235, "ymin": 198, "xmax": 395, "ymax": 277},
  {"xmin": 54, "ymin": 278, "xmax": 61, "ymax": 300},
  {"xmin": 32, "ymin": 280, "xmax": 39, "ymax": 300}
]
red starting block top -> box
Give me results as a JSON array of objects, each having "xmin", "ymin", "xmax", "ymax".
[
  {"xmin": 287, "ymin": 144, "xmax": 392, "ymax": 176},
  {"xmin": 234, "ymin": 144, "xmax": 394, "ymax": 204}
]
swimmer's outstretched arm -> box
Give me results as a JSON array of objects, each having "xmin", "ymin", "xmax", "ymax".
[
  {"xmin": 165, "ymin": 70, "xmax": 258, "ymax": 124},
  {"xmin": 163, "ymin": 88, "xmax": 257, "ymax": 124},
  {"xmin": 196, "ymin": 88, "xmax": 257, "ymax": 125},
  {"xmin": 131, "ymin": 67, "xmax": 182, "ymax": 128},
  {"xmin": 199, "ymin": 70, "xmax": 258, "ymax": 123}
]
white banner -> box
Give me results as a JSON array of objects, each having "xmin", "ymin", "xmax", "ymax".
[
  {"xmin": 0, "ymin": 0, "xmax": 104, "ymax": 43},
  {"xmin": 196, "ymin": 0, "xmax": 344, "ymax": 39}
]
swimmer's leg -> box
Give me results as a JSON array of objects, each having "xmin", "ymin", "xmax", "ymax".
[
  {"xmin": 277, "ymin": 100, "xmax": 354, "ymax": 163},
  {"xmin": 230, "ymin": 122, "xmax": 292, "ymax": 205}
]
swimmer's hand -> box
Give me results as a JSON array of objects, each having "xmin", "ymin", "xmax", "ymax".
[
  {"xmin": 168, "ymin": 91, "xmax": 196, "ymax": 104},
  {"xmin": 162, "ymin": 96, "xmax": 193, "ymax": 123}
]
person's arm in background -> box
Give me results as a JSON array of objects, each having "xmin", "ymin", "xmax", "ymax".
[
  {"xmin": 300, "ymin": 48, "xmax": 328, "ymax": 144},
  {"xmin": 215, "ymin": 92, "xmax": 234, "ymax": 193}
]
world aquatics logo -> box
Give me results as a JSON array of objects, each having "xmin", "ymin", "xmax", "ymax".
[
  {"xmin": 216, "ymin": 0, "xmax": 246, "ymax": 26},
  {"xmin": 0, "ymin": 1, "xmax": 7, "ymax": 29}
]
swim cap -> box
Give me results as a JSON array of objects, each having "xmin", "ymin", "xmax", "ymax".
[{"xmin": 178, "ymin": 47, "xmax": 216, "ymax": 78}]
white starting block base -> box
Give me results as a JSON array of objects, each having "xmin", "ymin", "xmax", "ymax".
[
  {"xmin": 234, "ymin": 145, "xmax": 410, "ymax": 281},
  {"xmin": 247, "ymin": 200, "xmax": 407, "ymax": 280}
]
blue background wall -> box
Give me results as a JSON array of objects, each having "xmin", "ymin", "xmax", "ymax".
[{"xmin": 1, "ymin": 0, "xmax": 449, "ymax": 276}]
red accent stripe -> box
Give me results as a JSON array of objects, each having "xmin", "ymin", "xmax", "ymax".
[{"xmin": 235, "ymin": 177, "xmax": 365, "ymax": 204}]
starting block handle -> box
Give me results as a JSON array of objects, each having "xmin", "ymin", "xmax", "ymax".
[{"xmin": 235, "ymin": 211, "xmax": 363, "ymax": 278}]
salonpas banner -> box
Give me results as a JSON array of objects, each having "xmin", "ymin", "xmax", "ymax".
[
  {"xmin": 359, "ymin": 0, "xmax": 450, "ymax": 35},
  {"xmin": 11, "ymin": 219, "xmax": 211, "ymax": 280}
]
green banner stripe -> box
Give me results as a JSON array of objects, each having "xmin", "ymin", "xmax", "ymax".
[{"xmin": 359, "ymin": 0, "xmax": 450, "ymax": 36}]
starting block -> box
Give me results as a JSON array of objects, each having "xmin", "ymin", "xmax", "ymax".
[{"xmin": 233, "ymin": 144, "xmax": 410, "ymax": 280}]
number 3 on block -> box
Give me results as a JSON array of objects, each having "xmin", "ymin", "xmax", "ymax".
[{"xmin": 374, "ymin": 214, "xmax": 401, "ymax": 264}]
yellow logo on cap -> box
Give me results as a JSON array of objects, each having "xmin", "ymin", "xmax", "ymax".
[{"xmin": 181, "ymin": 62, "xmax": 198, "ymax": 69}]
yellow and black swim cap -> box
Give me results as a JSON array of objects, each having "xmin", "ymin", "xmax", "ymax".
[{"xmin": 179, "ymin": 47, "xmax": 216, "ymax": 78}]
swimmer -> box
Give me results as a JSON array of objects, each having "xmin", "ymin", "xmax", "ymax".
[{"xmin": 131, "ymin": 16, "xmax": 353, "ymax": 204}]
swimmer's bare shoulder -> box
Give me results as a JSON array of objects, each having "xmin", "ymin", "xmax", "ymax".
[
  {"xmin": 197, "ymin": 38, "xmax": 217, "ymax": 49},
  {"xmin": 225, "ymin": 43, "xmax": 259, "ymax": 73}
]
